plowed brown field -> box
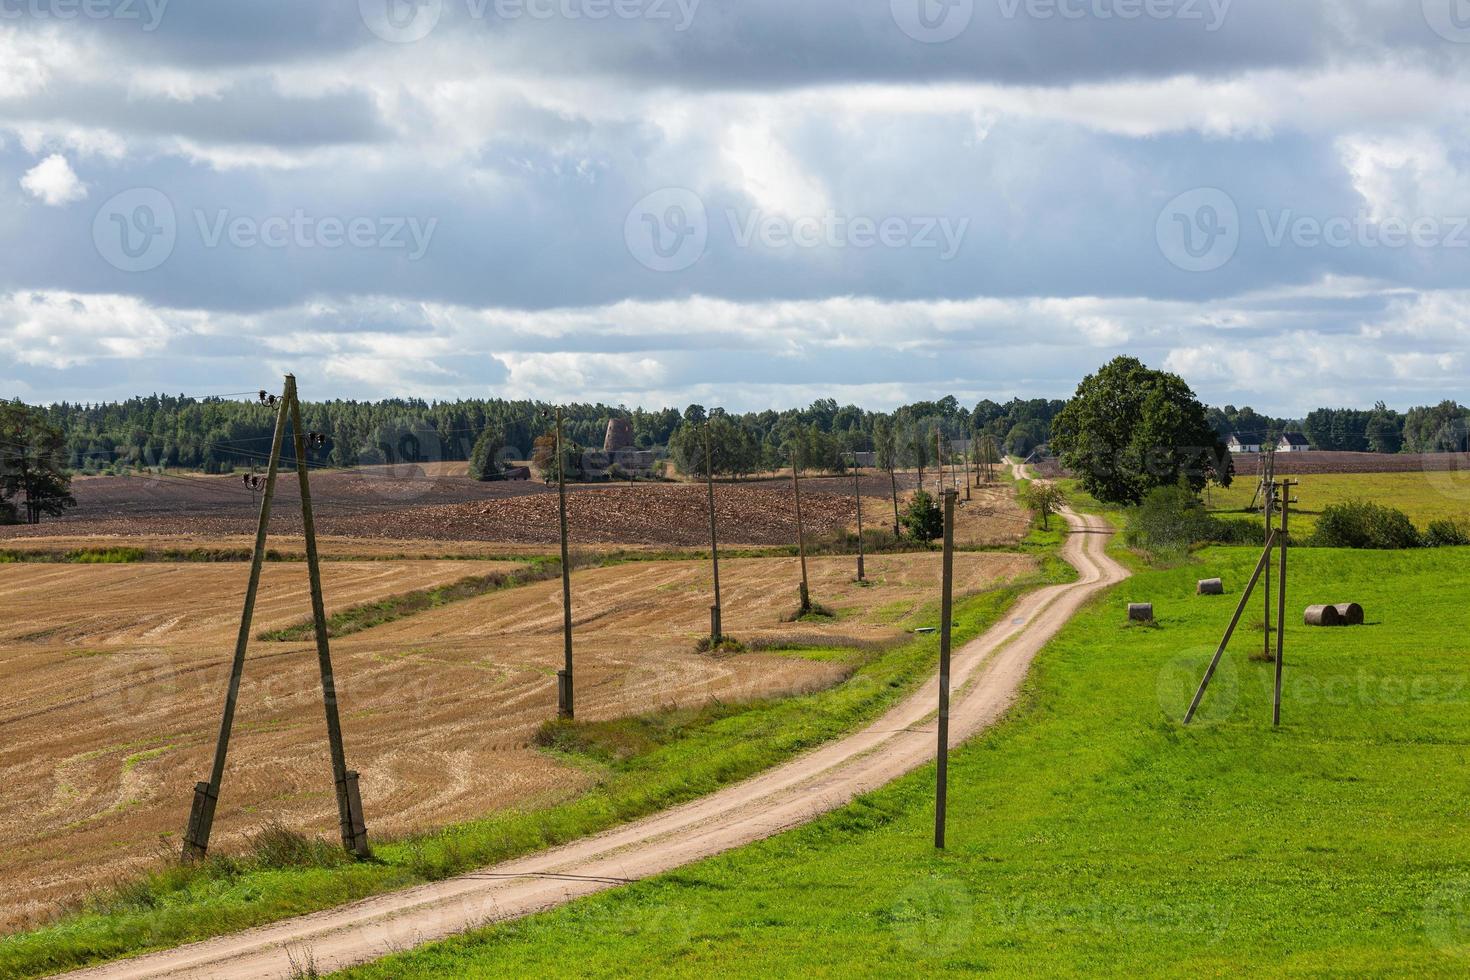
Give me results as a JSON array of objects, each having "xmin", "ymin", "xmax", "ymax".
[{"xmin": 0, "ymin": 549, "xmax": 1033, "ymax": 930}]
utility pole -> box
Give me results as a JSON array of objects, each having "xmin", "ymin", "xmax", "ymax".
[
  {"xmin": 183, "ymin": 375, "xmax": 369, "ymax": 861},
  {"xmin": 705, "ymin": 422, "xmax": 722, "ymax": 644},
  {"xmin": 551, "ymin": 406, "xmax": 574, "ymax": 719},
  {"xmin": 1262, "ymin": 451, "xmax": 1276, "ymax": 664},
  {"xmin": 961, "ymin": 432, "xmax": 972, "ymax": 501},
  {"xmin": 1273, "ymin": 480, "xmax": 1296, "ymax": 726},
  {"xmin": 936, "ymin": 428, "xmax": 945, "ymax": 496},
  {"xmin": 288, "ymin": 380, "xmax": 368, "ymax": 857},
  {"xmin": 935, "ymin": 488, "xmax": 957, "ymax": 849},
  {"xmin": 889, "ymin": 462, "xmax": 901, "ymax": 537},
  {"xmin": 792, "ymin": 446, "xmax": 811, "ymax": 614},
  {"xmin": 851, "ymin": 453, "xmax": 866, "ymax": 582}
]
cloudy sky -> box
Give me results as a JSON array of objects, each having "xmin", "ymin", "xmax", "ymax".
[{"xmin": 1, "ymin": 0, "xmax": 1468, "ymax": 412}]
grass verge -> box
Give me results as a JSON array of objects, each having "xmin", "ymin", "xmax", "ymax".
[
  {"xmin": 337, "ymin": 545, "xmax": 1470, "ymax": 977},
  {"xmin": 257, "ymin": 561, "xmax": 558, "ymax": 641}
]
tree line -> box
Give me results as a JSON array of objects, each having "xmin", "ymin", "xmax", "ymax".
[
  {"xmin": 35, "ymin": 393, "xmax": 1065, "ymax": 482},
  {"xmin": 1204, "ymin": 401, "xmax": 1470, "ymax": 453}
]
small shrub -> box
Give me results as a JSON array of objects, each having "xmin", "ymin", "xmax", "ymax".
[
  {"xmin": 695, "ymin": 635, "xmax": 747, "ymax": 654},
  {"xmin": 1124, "ymin": 484, "xmax": 1252, "ymax": 555},
  {"xmin": 900, "ymin": 490, "xmax": 943, "ymax": 544},
  {"xmin": 1424, "ymin": 518, "xmax": 1470, "ymax": 548},
  {"xmin": 1310, "ymin": 500, "xmax": 1422, "ymax": 549}
]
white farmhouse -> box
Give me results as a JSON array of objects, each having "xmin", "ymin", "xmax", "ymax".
[
  {"xmin": 1227, "ymin": 434, "xmax": 1262, "ymax": 453},
  {"xmin": 1278, "ymin": 433, "xmax": 1312, "ymax": 452}
]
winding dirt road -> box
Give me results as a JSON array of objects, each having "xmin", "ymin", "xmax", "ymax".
[{"xmin": 71, "ymin": 476, "xmax": 1128, "ymax": 979}]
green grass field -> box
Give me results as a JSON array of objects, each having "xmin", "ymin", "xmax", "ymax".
[
  {"xmin": 1208, "ymin": 470, "xmax": 1470, "ymax": 536},
  {"xmin": 340, "ymin": 545, "xmax": 1470, "ymax": 978}
]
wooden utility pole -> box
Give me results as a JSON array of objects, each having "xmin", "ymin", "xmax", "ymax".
[
  {"xmin": 961, "ymin": 433, "xmax": 972, "ymax": 501},
  {"xmin": 705, "ymin": 423, "xmax": 722, "ymax": 644},
  {"xmin": 183, "ymin": 375, "xmax": 369, "ymax": 861},
  {"xmin": 935, "ymin": 428, "xmax": 945, "ymax": 496},
  {"xmin": 1273, "ymin": 480, "xmax": 1296, "ymax": 726},
  {"xmin": 792, "ymin": 447, "xmax": 811, "ymax": 614},
  {"xmin": 553, "ymin": 407, "xmax": 574, "ymax": 719},
  {"xmin": 889, "ymin": 463, "xmax": 901, "ymax": 537},
  {"xmin": 935, "ymin": 488, "xmax": 957, "ymax": 849},
  {"xmin": 1262, "ymin": 459, "xmax": 1276, "ymax": 664},
  {"xmin": 1184, "ymin": 528, "xmax": 1280, "ymax": 726},
  {"xmin": 851, "ymin": 454, "xmax": 865, "ymax": 582}
]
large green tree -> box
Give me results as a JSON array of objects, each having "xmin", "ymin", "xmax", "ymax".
[
  {"xmin": 0, "ymin": 402, "xmax": 77, "ymax": 524},
  {"xmin": 1050, "ymin": 357, "xmax": 1232, "ymax": 505}
]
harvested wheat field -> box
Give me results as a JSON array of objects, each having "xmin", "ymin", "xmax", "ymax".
[{"xmin": 0, "ymin": 549, "xmax": 1032, "ymax": 930}]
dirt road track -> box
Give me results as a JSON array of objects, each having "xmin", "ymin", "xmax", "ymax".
[{"xmin": 70, "ymin": 478, "xmax": 1128, "ymax": 980}]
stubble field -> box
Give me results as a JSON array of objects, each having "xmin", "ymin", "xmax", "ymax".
[{"xmin": 0, "ymin": 541, "xmax": 1033, "ymax": 930}]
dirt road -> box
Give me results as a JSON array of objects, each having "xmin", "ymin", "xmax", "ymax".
[{"xmin": 70, "ymin": 488, "xmax": 1128, "ymax": 979}]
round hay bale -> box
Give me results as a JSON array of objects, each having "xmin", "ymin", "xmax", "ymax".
[
  {"xmin": 1333, "ymin": 602, "xmax": 1365, "ymax": 626},
  {"xmin": 1304, "ymin": 604, "xmax": 1342, "ymax": 627},
  {"xmin": 1197, "ymin": 578, "xmax": 1224, "ymax": 596},
  {"xmin": 1128, "ymin": 603, "xmax": 1154, "ymax": 623}
]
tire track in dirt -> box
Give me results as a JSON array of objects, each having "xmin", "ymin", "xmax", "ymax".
[{"xmin": 68, "ymin": 475, "xmax": 1128, "ymax": 980}]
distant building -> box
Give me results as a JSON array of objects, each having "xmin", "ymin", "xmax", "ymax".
[
  {"xmin": 1278, "ymin": 432, "xmax": 1312, "ymax": 452},
  {"xmin": 1227, "ymin": 434, "xmax": 1262, "ymax": 454}
]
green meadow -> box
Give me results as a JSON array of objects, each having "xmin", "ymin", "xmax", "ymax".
[
  {"xmin": 1207, "ymin": 470, "xmax": 1470, "ymax": 536},
  {"xmin": 341, "ymin": 545, "xmax": 1470, "ymax": 978}
]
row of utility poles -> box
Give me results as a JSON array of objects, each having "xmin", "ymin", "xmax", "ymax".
[{"xmin": 189, "ymin": 386, "xmax": 1001, "ymax": 861}]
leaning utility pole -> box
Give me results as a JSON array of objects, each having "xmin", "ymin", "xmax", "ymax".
[
  {"xmin": 550, "ymin": 406, "xmax": 574, "ymax": 719},
  {"xmin": 851, "ymin": 454, "xmax": 866, "ymax": 582},
  {"xmin": 183, "ymin": 374, "xmax": 369, "ymax": 861},
  {"xmin": 934, "ymin": 488, "xmax": 957, "ymax": 849},
  {"xmin": 705, "ymin": 422, "xmax": 723, "ymax": 644},
  {"xmin": 792, "ymin": 446, "xmax": 811, "ymax": 614}
]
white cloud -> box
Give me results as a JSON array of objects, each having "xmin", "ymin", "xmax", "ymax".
[{"xmin": 19, "ymin": 154, "xmax": 86, "ymax": 206}]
